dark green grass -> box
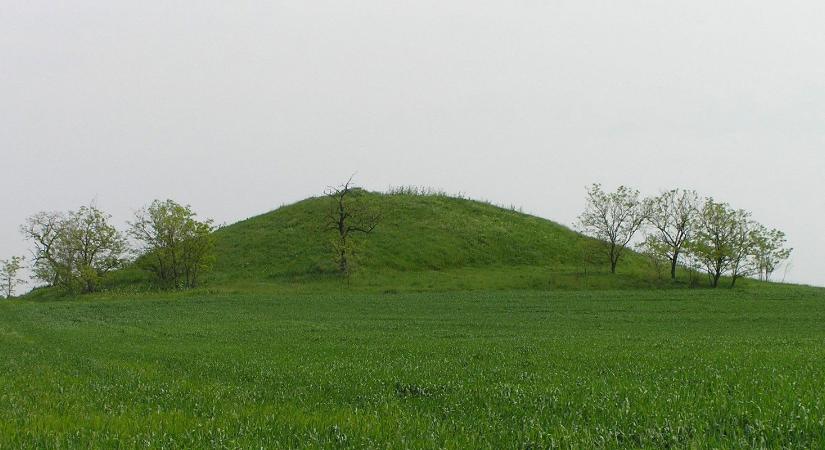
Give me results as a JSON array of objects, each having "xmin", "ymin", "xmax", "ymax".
[{"xmin": 2, "ymin": 285, "xmax": 824, "ymax": 448}]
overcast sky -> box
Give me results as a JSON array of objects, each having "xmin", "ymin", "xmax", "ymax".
[{"xmin": 2, "ymin": 1, "xmax": 824, "ymax": 287}]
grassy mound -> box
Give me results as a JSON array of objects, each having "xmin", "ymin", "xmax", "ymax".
[
  {"xmin": 32, "ymin": 190, "xmax": 703, "ymax": 298},
  {"xmin": 203, "ymin": 190, "xmax": 662, "ymax": 291}
]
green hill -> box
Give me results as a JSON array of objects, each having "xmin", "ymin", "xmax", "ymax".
[
  {"xmin": 30, "ymin": 190, "xmax": 697, "ymax": 299},
  {"xmin": 199, "ymin": 190, "xmax": 663, "ymax": 292}
]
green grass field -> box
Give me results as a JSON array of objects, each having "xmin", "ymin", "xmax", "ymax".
[
  {"xmin": 3, "ymin": 285, "xmax": 825, "ymax": 448},
  {"xmin": 6, "ymin": 192, "xmax": 824, "ymax": 448}
]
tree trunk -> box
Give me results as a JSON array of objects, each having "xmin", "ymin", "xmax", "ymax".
[
  {"xmin": 711, "ymin": 272, "xmax": 721, "ymax": 288},
  {"xmin": 670, "ymin": 252, "xmax": 679, "ymax": 280},
  {"xmin": 339, "ymin": 245, "xmax": 348, "ymax": 274},
  {"xmin": 609, "ymin": 245, "xmax": 617, "ymax": 274}
]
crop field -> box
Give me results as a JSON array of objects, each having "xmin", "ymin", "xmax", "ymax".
[{"xmin": 1, "ymin": 286, "xmax": 824, "ymax": 448}]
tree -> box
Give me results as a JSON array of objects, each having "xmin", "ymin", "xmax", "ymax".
[
  {"xmin": 686, "ymin": 198, "xmax": 792, "ymax": 288},
  {"xmin": 727, "ymin": 209, "xmax": 757, "ymax": 288},
  {"xmin": 325, "ymin": 177, "xmax": 380, "ymax": 275},
  {"xmin": 20, "ymin": 205, "xmax": 128, "ymax": 293},
  {"xmin": 751, "ymin": 225, "xmax": 792, "ymax": 282},
  {"xmin": 577, "ymin": 184, "xmax": 646, "ymax": 274},
  {"xmin": 63, "ymin": 205, "xmax": 129, "ymax": 293},
  {"xmin": 637, "ymin": 236, "xmax": 669, "ymax": 280},
  {"xmin": 686, "ymin": 199, "xmax": 748, "ymax": 288},
  {"xmin": 129, "ymin": 199, "xmax": 215, "ymax": 289},
  {"xmin": 644, "ymin": 189, "xmax": 699, "ymax": 280},
  {"xmin": 19, "ymin": 211, "xmax": 63, "ymax": 286},
  {"xmin": 0, "ymin": 256, "xmax": 25, "ymax": 298}
]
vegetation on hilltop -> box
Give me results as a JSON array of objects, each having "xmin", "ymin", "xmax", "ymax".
[{"xmin": 8, "ymin": 182, "xmax": 793, "ymax": 298}]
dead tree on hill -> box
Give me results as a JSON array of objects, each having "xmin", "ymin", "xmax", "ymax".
[{"xmin": 325, "ymin": 177, "xmax": 381, "ymax": 275}]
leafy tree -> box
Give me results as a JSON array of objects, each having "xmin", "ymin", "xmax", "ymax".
[
  {"xmin": 325, "ymin": 178, "xmax": 380, "ymax": 275},
  {"xmin": 751, "ymin": 225, "xmax": 792, "ymax": 282},
  {"xmin": 0, "ymin": 256, "xmax": 26, "ymax": 298},
  {"xmin": 129, "ymin": 200, "xmax": 215, "ymax": 289},
  {"xmin": 637, "ymin": 236, "xmax": 670, "ymax": 280},
  {"xmin": 727, "ymin": 209, "xmax": 758, "ymax": 288},
  {"xmin": 19, "ymin": 211, "xmax": 63, "ymax": 286},
  {"xmin": 644, "ymin": 189, "xmax": 699, "ymax": 280},
  {"xmin": 20, "ymin": 205, "xmax": 128, "ymax": 293},
  {"xmin": 686, "ymin": 198, "xmax": 792, "ymax": 288},
  {"xmin": 686, "ymin": 199, "xmax": 753, "ymax": 288},
  {"xmin": 578, "ymin": 184, "xmax": 646, "ymax": 274}
]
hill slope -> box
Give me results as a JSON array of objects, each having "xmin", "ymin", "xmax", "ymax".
[
  {"xmin": 28, "ymin": 190, "xmax": 786, "ymax": 299},
  {"xmin": 201, "ymin": 191, "xmax": 657, "ymax": 291}
]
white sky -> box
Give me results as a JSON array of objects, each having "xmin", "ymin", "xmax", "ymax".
[{"xmin": 1, "ymin": 1, "xmax": 824, "ymax": 287}]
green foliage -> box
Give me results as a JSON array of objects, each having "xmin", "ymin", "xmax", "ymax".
[
  {"xmin": 20, "ymin": 205, "xmax": 128, "ymax": 293},
  {"xmin": 686, "ymin": 198, "xmax": 791, "ymax": 288},
  {"xmin": 637, "ymin": 236, "xmax": 670, "ymax": 280},
  {"xmin": 643, "ymin": 189, "xmax": 699, "ymax": 280},
  {"xmin": 1, "ymin": 286, "xmax": 824, "ymax": 447},
  {"xmin": 129, "ymin": 199, "xmax": 215, "ymax": 289},
  {"xmin": 578, "ymin": 184, "xmax": 646, "ymax": 274},
  {"xmin": 0, "ymin": 256, "xmax": 25, "ymax": 298},
  {"xmin": 18, "ymin": 189, "xmax": 793, "ymax": 297},
  {"xmin": 686, "ymin": 199, "xmax": 743, "ymax": 287},
  {"xmin": 751, "ymin": 225, "xmax": 792, "ymax": 282}
]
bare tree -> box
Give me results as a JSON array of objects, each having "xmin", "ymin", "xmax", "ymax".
[
  {"xmin": 578, "ymin": 184, "xmax": 646, "ymax": 274},
  {"xmin": 644, "ymin": 189, "xmax": 699, "ymax": 280},
  {"xmin": 325, "ymin": 177, "xmax": 381, "ymax": 275},
  {"xmin": 0, "ymin": 256, "xmax": 26, "ymax": 298}
]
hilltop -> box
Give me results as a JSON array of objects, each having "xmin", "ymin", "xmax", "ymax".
[
  {"xmin": 92, "ymin": 190, "xmax": 671, "ymax": 294},
  {"xmin": 24, "ymin": 190, "xmax": 724, "ymax": 300}
]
